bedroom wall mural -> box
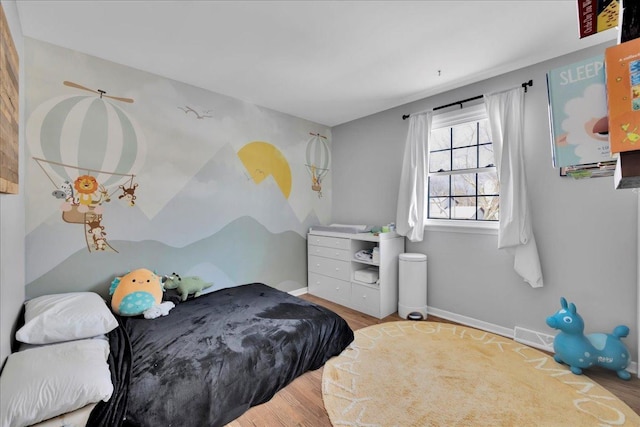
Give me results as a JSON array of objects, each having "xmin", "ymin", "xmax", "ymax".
[
  {"xmin": 24, "ymin": 38, "xmax": 331, "ymax": 298},
  {"xmin": 28, "ymin": 81, "xmax": 145, "ymax": 253}
]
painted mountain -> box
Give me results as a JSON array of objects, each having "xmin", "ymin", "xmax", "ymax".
[{"xmin": 26, "ymin": 143, "xmax": 324, "ymax": 298}]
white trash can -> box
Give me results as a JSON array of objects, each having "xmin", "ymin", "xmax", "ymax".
[{"xmin": 398, "ymin": 253, "xmax": 427, "ymax": 319}]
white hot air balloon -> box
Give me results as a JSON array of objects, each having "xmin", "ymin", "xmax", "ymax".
[
  {"xmin": 305, "ymin": 133, "xmax": 330, "ymax": 198},
  {"xmin": 27, "ymin": 81, "xmax": 146, "ymax": 252}
]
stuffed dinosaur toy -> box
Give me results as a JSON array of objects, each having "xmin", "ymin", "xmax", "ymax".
[
  {"xmin": 110, "ymin": 268, "xmax": 174, "ymax": 318},
  {"xmin": 163, "ymin": 272, "xmax": 213, "ymax": 301}
]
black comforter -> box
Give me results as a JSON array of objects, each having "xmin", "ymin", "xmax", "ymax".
[{"xmin": 89, "ymin": 283, "xmax": 353, "ymax": 427}]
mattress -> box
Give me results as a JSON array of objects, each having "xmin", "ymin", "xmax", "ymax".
[{"xmin": 90, "ymin": 283, "xmax": 354, "ymax": 427}]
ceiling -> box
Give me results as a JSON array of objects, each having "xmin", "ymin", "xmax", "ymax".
[{"xmin": 15, "ymin": 1, "xmax": 616, "ymax": 127}]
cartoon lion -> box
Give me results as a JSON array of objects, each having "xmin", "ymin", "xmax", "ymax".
[{"xmin": 74, "ymin": 175, "xmax": 99, "ymax": 207}]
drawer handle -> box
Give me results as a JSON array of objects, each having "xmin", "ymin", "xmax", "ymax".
[
  {"xmin": 336, "ymin": 287, "xmax": 340, "ymax": 290},
  {"xmin": 362, "ymin": 295, "xmax": 367, "ymax": 299},
  {"xmin": 335, "ymin": 268, "xmax": 340, "ymax": 271},
  {"xmin": 316, "ymin": 264, "xmax": 320, "ymax": 267}
]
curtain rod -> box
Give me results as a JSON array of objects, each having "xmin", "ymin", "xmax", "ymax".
[{"xmin": 402, "ymin": 79, "xmax": 533, "ymax": 120}]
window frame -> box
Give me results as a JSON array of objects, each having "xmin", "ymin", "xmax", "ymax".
[{"xmin": 425, "ymin": 103, "xmax": 499, "ymax": 234}]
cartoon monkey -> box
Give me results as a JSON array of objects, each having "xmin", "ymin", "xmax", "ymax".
[
  {"xmin": 86, "ymin": 217, "xmax": 107, "ymax": 251},
  {"xmin": 86, "ymin": 217, "xmax": 106, "ymax": 239},
  {"xmin": 93, "ymin": 235, "xmax": 107, "ymax": 251},
  {"xmin": 119, "ymin": 183, "xmax": 139, "ymax": 207}
]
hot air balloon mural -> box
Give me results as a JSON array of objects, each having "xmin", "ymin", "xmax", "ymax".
[
  {"xmin": 305, "ymin": 133, "xmax": 330, "ymax": 198},
  {"xmin": 27, "ymin": 81, "xmax": 146, "ymax": 253}
]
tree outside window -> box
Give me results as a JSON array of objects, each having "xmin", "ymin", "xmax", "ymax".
[{"xmin": 428, "ymin": 115, "xmax": 499, "ymax": 222}]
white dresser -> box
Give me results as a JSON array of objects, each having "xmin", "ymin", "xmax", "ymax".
[{"xmin": 307, "ymin": 229, "xmax": 405, "ymax": 318}]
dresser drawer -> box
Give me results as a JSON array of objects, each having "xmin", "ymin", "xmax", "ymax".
[
  {"xmin": 307, "ymin": 243, "xmax": 350, "ymax": 261},
  {"xmin": 351, "ymin": 283, "xmax": 380, "ymax": 318},
  {"xmin": 308, "ymin": 255, "xmax": 350, "ymax": 281},
  {"xmin": 308, "ymin": 272, "xmax": 351, "ymax": 307},
  {"xmin": 308, "ymin": 234, "xmax": 350, "ymax": 250}
]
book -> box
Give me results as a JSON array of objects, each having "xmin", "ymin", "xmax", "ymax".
[
  {"xmin": 547, "ymin": 54, "xmax": 613, "ymax": 168},
  {"xmin": 605, "ymin": 38, "xmax": 640, "ymax": 154},
  {"xmin": 560, "ymin": 160, "xmax": 617, "ymax": 179},
  {"xmin": 577, "ymin": 0, "xmax": 619, "ymax": 39}
]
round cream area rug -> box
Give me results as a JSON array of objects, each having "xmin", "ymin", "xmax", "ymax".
[{"xmin": 322, "ymin": 321, "xmax": 639, "ymax": 427}]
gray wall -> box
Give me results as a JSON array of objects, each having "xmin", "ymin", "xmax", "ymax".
[
  {"xmin": 0, "ymin": 0, "xmax": 26, "ymax": 367},
  {"xmin": 332, "ymin": 41, "xmax": 639, "ymax": 361}
]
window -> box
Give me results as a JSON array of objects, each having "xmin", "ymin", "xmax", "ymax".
[{"xmin": 427, "ymin": 104, "xmax": 499, "ymax": 222}]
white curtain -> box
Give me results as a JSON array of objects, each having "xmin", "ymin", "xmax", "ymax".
[
  {"xmin": 396, "ymin": 112, "xmax": 432, "ymax": 242},
  {"xmin": 484, "ymin": 88, "xmax": 544, "ymax": 288}
]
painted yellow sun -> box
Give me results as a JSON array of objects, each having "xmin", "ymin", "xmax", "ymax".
[{"xmin": 238, "ymin": 141, "xmax": 292, "ymax": 199}]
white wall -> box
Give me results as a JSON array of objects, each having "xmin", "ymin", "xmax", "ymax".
[
  {"xmin": 332, "ymin": 41, "xmax": 639, "ymax": 362},
  {"xmin": 0, "ymin": 0, "xmax": 26, "ymax": 367}
]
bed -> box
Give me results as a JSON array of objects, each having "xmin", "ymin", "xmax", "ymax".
[{"xmin": 0, "ymin": 283, "xmax": 354, "ymax": 427}]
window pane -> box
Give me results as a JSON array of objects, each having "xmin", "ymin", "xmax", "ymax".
[
  {"xmin": 477, "ymin": 170, "xmax": 499, "ymax": 195},
  {"xmin": 429, "ymin": 150, "xmax": 451, "ymax": 173},
  {"xmin": 452, "ymin": 122, "xmax": 477, "ymax": 148},
  {"xmin": 479, "ymin": 144, "xmax": 495, "ymax": 168},
  {"xmin": 428, "ymin": 175, "xmax": 449, "ymax": 197},
  {"xmin": 452, "ymin": 173, "xmax": 476, "ymax": 196},
  {"xmin": 429, "ymin": 197, "xmax": 449, "ymax": 218},
  {"xmin": 479, "ymin": 195, "xmax": 499, "ymax": 221},
  {"xmin": 430, "ymin": 127, "xmax": 450, "ymax": 151},
  {"xmin": 451, "ymin": 196, "xmax": 477, "ymax": 220},
  {"xmin": 478, "ymin": 119, "xmax": 491, "ymax": 144},
  {"xmin": 426, "ymin": 112, "xmax": 498, "ymax": 223},
  {"xmin": 452, "ymin": 146, "xmax": 477, "ymax": 170}
]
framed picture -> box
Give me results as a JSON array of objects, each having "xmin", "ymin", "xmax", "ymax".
[{"xmin": 0, "ymin": 2, "xmax": 19, "ymax": 194}]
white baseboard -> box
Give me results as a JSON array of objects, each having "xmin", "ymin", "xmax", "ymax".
[
  {"xmin": 427, "ymin": 305, "xmax": 638, "ymax": 375},
  {"xmin": 426, "ymin": 306, "xmax": 513, "ymax": 338},
  {"xmin": 288, "ymin": 287, "xmax": 308, "ymax": 297},
  {"xmin": 287, "ymin": 296, "xmax": 639, "ymax": 375},
  {"xmin": 513, "ymin": 326, "xmax": 555, "ymax": 353}
]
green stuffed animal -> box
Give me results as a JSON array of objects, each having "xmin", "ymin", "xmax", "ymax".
[{"xmin": 163, "ymin": 273, "xmax": 213, "ymax": 301}]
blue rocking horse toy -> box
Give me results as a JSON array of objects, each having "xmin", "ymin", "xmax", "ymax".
[{"xmin": 546, "ymin": 297, "xmax": 631, "ymax": 380}]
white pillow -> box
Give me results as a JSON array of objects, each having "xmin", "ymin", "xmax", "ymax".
[
  {"xmin": 0, "ymin": 339, "xmax": 113, "ymax": 427},
  {"xmin": 15, "ymin": 292, "xmax": 118, "ymax": 344},
  {"xmin": 18, "ymin": 334, "xmax": 109, "ymax": 352}
]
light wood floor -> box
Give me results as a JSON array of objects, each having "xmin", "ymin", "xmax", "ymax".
[{"xmin": 227, "ymin": 294, "xmax": 640, "ymax": 426}]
